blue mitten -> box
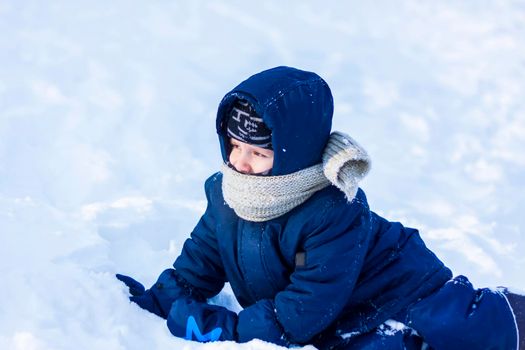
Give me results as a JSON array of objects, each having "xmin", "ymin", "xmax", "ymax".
[
  {"xmin": 117, "ymin": 269, "xmax": 193, "ymax": 319},
  {"xmin": 116, "ymin": 273, "xmax": 167, "ymax": 318},
  {"xmin": 167, "ymin": 297, "xmax": 238, "ymax": 342}
]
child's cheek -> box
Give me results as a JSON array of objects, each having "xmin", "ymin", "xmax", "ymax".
[{"xmin": 228, "ymin": 150, "xmax": 237, "ymax": 163}]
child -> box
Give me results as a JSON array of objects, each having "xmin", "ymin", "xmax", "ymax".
[{"xmin": 117, "ymin": 66, "xmax": 523, "ymax": 349}]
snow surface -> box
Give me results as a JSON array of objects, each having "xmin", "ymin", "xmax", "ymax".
[{"xmin": 1, "ymin": 1, "xmax": 525, "ymax": 349}]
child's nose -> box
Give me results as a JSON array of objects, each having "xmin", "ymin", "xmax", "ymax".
[{"xmin": 233, "ymin": 154, "xmax": 252, "ymax": 174}]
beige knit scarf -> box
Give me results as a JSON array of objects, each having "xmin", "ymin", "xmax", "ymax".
[{"xmin": 221, "ymin": 131, "xmax": 371, "ymax": 222}]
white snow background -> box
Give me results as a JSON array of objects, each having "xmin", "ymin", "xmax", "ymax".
[{"xmin": 1, "ymin": 1, "xmax": 525, "ymax": 349}]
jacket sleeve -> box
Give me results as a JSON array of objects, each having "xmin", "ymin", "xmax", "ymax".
[
  {"xmin": 237, "ymin": 197, "xmax": 371, "ymax": 345},
  {"xmin": 163, "ymin": 175, "xmax": 239, "ymax": 342},
  {"xmin": 173, "ymin": 174, "xmax": 227, "ymax": 299},
  {"xmin": 146, "ymin": 175, "xmax": 228, "ymax": 317}
]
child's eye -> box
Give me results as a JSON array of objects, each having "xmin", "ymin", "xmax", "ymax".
[{"xmin": 254, "ymin": 152, "xmax": 268, "ymax": 158}]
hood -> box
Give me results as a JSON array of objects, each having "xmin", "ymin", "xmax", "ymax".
[{"xmin": 216, "ymin": 66, "xmax": 334, "ymax": 176}]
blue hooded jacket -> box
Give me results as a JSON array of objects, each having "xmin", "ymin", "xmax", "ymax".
[{"xmin": 150, "ymin": 67, "xmax": 455, "ymax": 348}]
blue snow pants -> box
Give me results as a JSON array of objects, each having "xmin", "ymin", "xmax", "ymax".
[{"xmin": 334, "ymin": 276, "xmax": 518, "ymax": 350}]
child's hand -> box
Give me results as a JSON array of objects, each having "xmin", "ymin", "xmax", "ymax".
[
  {"xmin": 116, "ymin": 274, "xmax": 146, "ymax": 296},
  {"xmin": 167, "ymin": 297, "xmax": 238, "ymax": 342},
  {"xmin": 116, "ymin": 273, "xmax": 166, "ymax": 318}
]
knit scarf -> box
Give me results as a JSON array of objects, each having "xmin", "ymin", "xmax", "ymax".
[{"xmin": 221, "ymin": 131, "xmax": 371, "ymax": 222}]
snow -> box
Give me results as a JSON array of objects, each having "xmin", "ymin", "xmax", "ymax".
[{"xmin": 1, "ymin": 1, "xmax": 525, "ymax": 349}]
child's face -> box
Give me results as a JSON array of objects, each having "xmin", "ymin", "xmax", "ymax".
[{"xmin": 229, "ymin": 138, "xmax": 274, "ymax": 175}]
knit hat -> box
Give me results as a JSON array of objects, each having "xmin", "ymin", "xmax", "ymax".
[{"xmin": 227, "ymin": 99, "xmax": 272, "ymax": 149}]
